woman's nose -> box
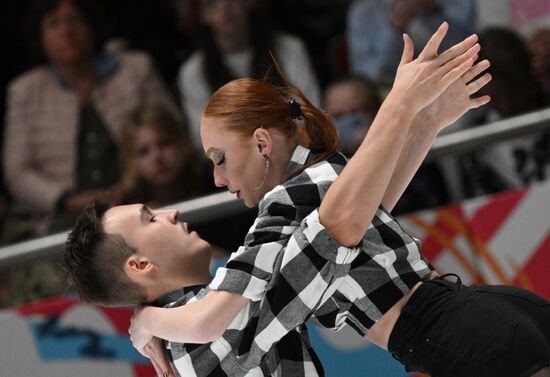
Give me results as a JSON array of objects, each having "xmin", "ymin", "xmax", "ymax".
[{"xmin": 213, "ymin": 167, "xmax": 228, "ymax": 188}]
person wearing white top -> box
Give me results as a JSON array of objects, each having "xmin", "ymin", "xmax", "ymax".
[{"xmin": 177, "ymin": 0, "xmax": 320, "ymax": 148}]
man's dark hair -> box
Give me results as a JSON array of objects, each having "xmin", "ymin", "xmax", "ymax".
[{"xmin": 63, "ymin": 202, "xmax": 147, "ymax": 306}]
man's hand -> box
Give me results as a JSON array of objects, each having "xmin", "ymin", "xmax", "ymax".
[
  {"xmin": 129, "ymin": 306, "xmax": 155, "ymax": 357},
  {"xmin": 143, "ymin": 337, "xmax": 176, "ymax": 377}
]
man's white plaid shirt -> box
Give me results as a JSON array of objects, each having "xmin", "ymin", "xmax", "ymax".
[{"xmin": 155, "ymin": 285, "xmax": 325, "ymax": 377}]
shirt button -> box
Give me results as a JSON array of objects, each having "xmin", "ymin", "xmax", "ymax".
[
  {"xmin": 88, "ymin": 149, "xmax": 98, "ymax": 160},
  {"xmin": 92, "ymin": 170, "xmax": 103, "ymax": 182},
  {"xmin": 86, "ymin": 132, "xmax": 98, "ymax": 144}
]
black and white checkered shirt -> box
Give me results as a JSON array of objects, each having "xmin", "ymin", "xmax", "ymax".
[
  {"xmin": 155, "ymin": 284, "xmax": 325, "ymax": 377},
  {"xmin": 210, "ymin": 145, "xmax": 434, "ymax": 342}
]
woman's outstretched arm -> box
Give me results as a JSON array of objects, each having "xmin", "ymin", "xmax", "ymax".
[
  {"xmin": 319, "ymin": 22, "xmax": 479, "ymax": 247},
  {"xmin": 381, "ymin": 58, "xmax": 491, "ymax": 212}
]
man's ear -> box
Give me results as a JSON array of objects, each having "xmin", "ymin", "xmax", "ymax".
[
  {"xmin": 124, "ymin": 255, "xmax": 155, "ymax": 278},
  {"xmin": 252, "ymin": 127, "xmax": 273, "ymax": 158}
]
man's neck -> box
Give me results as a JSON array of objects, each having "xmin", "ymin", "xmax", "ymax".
[{"xmin": 148, "ymin": 273, "xmax": 212, "ymax": 303}]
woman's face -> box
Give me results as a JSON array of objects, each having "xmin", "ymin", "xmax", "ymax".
[
  {"xmin": 200, "ymin": 116, "xmax": 270, "ymax": 207},
  {"xmin": 200, "ymin": 0, "xmax": 253, "ymax": 37},
  {"xmin": 40, "ymin": 0, "xmax": 94, "ymax": 66},
  {"xmin": 133, "ymin": 127, "xmax": 184, "ymax": 186}
]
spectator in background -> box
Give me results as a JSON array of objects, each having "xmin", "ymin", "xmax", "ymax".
[
  {"xmin": 120, "ymin": 104, "xmax": 216, "ymax": 208},
  {"xmin": 347, "ymin": 0, "xmax": 477, "ymax": 84},
  {"xmin": 178, "ymin": 0, "xmax": 321, "ymax": 148},
  {"xmin": 3, "ymin": 0, "xmax": 180, "ymax": 237},
  {"xmin": 324, "ymin": 75, "xmax": 381, "ymax": 156},
  {"xmin": 529, "ymin": 28, "xmax": 550, "ymax": 100},
  {"xmin": 510, "ymin": 0, "xmax": 550, "ymax": 98},
  {"xmin": 459, "ymin": 28, "xmax": 549, "ymax": 198},
  {"xmin": 324, "ymin": 75, "xmax": 449, "ymax": 214}
]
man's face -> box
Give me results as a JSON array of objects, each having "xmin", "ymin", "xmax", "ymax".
[{"xmin": 102, "ymin": 204, "xmax": 212, "ymax": 278}]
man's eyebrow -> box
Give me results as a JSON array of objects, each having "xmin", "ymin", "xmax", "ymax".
[{"xmin": 139, "ymin": 205, "xmax": 149, "ymax": 224}]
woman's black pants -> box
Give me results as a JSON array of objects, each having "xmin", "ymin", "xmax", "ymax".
[{"xmin": 388, "ymin": 275, "xmax": 550, "ymax": 377}]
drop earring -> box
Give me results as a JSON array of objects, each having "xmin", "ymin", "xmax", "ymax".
[{"xmin": 254, "ymin": 154, "xmax": 270, "ymax": 190}]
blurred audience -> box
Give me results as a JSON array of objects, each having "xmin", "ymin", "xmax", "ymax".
[
  {"xmin": 324, "ymin": 75, "xmax": 381, "ymax": 155},
  {"xmin": 529, "ymin": 28, "xmax": 550, "ymax": 99},
  {"xmin": 324, "ymin": 75, "xmax": 449, "ymax": 214},
  {"xmin": 458, "ymin": 27, "xmax": 550, "ymax": 198},
  {"xmin": 178, "ymin": 0, "xmax": 321, "ymax": 148},
  {"xmin": 510, "ymin": 0, "xmax": 550, "ymax": 98},
  {"xmin": 120, "ymin": 104, "xmax": 216, "ymax": 208},
  {"xmin": 270, "ymin": 0, "xmax": 353, "ymax": 83},
  {"xmin": 2, "ymin": 0, "xmax": 180, "ymax": 238},
  {"xmin": 347, "ymin": 0, "xmax": 477, "ymax": 84},
  {"xmin": 100, "ymin": 0, "xmax": 188, "ymax": 88}
]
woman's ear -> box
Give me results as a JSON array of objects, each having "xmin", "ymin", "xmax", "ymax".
[{"xmin": 253, "ymin": 127, "xmax": 273, "ymax": 158}]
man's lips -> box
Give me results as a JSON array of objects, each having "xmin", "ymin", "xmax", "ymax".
[
  {"xmin": 230, "ymin": 190, "xmax": 241, "ymax": 199},
  {"xmin": 180, "ymin": 222, "xmax": 189, "ymax": 233}
]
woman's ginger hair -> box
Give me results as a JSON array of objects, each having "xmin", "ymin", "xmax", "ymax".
[{"xmin": 203, "ymin": 60, "xmax": 339, "ymax": 179}]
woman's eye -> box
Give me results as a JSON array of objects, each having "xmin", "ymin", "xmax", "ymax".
[
  {"xmin": 216, "ymin": 155, "xmax": 225, "ymax": 166},
  {"xmin": 149, "ymin": 215, "xmax": 157, "ymax": 223}
]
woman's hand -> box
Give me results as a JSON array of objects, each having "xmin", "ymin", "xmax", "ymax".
[
  {"xmin": 389, "ymin": 22, "xmax": 479, "ymax": 115},
  {"xmin": 419, "ymin": 58, "xmax": 492, "ymax": 132},
  {"xmin": 129, "ymin": 305, "xmax": 155, "ymax": 357}
]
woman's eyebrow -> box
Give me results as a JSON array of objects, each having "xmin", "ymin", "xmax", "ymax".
[{"xmin": 206, "ymin": 147, "xmax": 221, "ymax": 159}]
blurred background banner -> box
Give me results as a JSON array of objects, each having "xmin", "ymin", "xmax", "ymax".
[
  {"xmin": 0, "ymin": 297, "xmax": 154, "ymax": 377},
  {"xmin": 2, "ymin": 179, "xmax": 549, "ymax": 377}
]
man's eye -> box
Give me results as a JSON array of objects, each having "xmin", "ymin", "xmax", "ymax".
[
  {"xmin": 216, "ymin": 155, "xmax": 225, "ymax": 166},
  {"xmin": 150, "ymin": 215, "xmax": 157, "ymax": 223}
]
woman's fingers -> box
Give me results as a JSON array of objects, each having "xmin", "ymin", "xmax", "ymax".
[
  {"xmin": 467, "ymin": 72, "xmax": 492, "ymax": 95},
  {"xmin": 441, "ymin": 43, "xmax": 480, "ymax": 77},
  {"xmin": 399, "ymin": 33, "xmax": 415, "ymax": 65},
  {"xmin": 469, "ymin": 95, "xmax": 491, "ymax": 109},
  {"xmin": 442, "ymin": 57, "xmax": 475, "ymax": 86},
  {"xmin": 463, "ymin": 59, "xmax": 491, "ymax": 83},
  {"xmin": 437, "ymin": 34, "xmax": 479, "ymax": 66},
  {"xmin": 418, "ymin": 21, "xmax": 448, "ymax": 60}
]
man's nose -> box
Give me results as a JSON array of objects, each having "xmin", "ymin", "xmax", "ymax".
[{"xmin": 159, "ymin": 209, "xmax": 179, "ymax": 224}]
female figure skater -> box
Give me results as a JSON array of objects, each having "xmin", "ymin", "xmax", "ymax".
[{"xmin": 130, "ymin": 23, "xmax": 550, "ymax": 377}]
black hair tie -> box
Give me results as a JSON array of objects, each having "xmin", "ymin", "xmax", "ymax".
[{"xmin": 289, "ymin": 98, "xmax": 303, "ymax": 121}]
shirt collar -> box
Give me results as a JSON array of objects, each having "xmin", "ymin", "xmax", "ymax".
[
  {"xmin": 153, "ymin": 284, "xmax": 206, "ymax": 307},
  {"xmin": 48, "ymin": 54, "xmax": 120, "ymax": 88},
  {"xmin": 282, "ymin": 145, "xmax": 313, "ymax": 181}
]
